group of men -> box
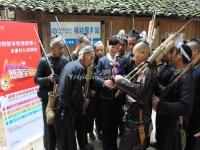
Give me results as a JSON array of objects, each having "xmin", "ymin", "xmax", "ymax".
[{"xmin": 34, "ymin": 28, "xmax": 200, "ymax": 150}]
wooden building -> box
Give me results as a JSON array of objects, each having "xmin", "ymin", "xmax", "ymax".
[{"xmin": 0, "ymin": 0, "xmax": 200, "ymax": 53}]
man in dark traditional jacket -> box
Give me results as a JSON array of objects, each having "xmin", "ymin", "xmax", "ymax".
[
  {"xmin": 95, "ymin": 35, "xmax": 125, "ymax": 150},
  {"xmin": 115, "ymin": 34, "xmax": 129, "ymax": 137},
  {"xmin": 185, "ymin": 39, "xmax": 200, "ymax": 150},
  {"xmin": 123, "ymin": 30, "xmax": 140, "ymax": 74},
  {"xmin": 114, "ymin": 42, "xmax": 157, "ymax": 150},
  {"xmin": 153, "ymin": 44, "xmax": 196, "ymax": 150},
  {"xmin": 64, "ymin": 34, "xmax": 93, "ymax": 149},
  {"xmin": 152, "ymin": 45, "xmax": 175, "ymax": 149},
  {"xmin": 55, "ymin": 45, "xmax": 95, "ymax": 150},
  {"xmin": 34, "ymin": 35, "xmax": 68, "ymax": 150}
]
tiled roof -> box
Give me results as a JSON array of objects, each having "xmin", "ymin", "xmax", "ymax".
[{"xmin": 0, "ymin": 0, "xmax": 200, "ymax": 18}]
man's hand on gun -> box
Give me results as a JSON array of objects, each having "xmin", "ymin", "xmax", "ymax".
[
  {"xmin": 48, "ymin": 74, "xmax": 58, "ymax": 83},
  {"xmin": 103, "ymin": 80, "xmax": 116, "ymax": 89},
  {"xmin": 114, "ymin": 75, "xmax": 124, "ymax": 81}
]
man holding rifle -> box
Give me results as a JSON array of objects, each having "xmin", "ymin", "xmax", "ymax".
[
  {"xmin": 34, "ymin": 35, "xmax": 68, "ymax": 150},
  {"xmin": 114, "ymin": 42, "xmax": 157, "ymax": 150},
  {"xmin": 153, "ymin": 43, "xmax": 196, "ymax": 150}
]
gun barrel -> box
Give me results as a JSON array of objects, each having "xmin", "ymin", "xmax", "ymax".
[
  {"xmin": 149, "ymin": 18, "xmax": 193, "ymax": 64},
  {"xmin": 169, "ymin": 53, "xmax": 200, "ymax": 87},
  {"xmin": 115, "ymin": 18, "xmax": 193, "ymax": 98},
  {"xmin": 34, "ymin": 26, "xmax": 54, "ymax": 74},
  {"xmin": 55, "ymin": 16, "xmax": 73, "ymax": 61}
]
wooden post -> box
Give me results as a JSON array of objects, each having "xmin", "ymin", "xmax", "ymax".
[
  {"xmin": 101, "ymin": 20, "xmax": 106, "ymax": 54},
  {"xmin": 40, "ymin": 12, "xmax": 50, "ymax": 53}
]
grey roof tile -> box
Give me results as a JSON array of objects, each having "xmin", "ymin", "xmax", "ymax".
[{"xmin": 0, "ymin": 0, "xmax": 199, "ymax": 18}]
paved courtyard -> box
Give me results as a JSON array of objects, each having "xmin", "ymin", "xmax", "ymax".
[{"xmin": 0, "ymin": 111, "xmax": 157, "ymax": 150}]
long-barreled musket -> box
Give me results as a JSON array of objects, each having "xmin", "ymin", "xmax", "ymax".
[
  {"xmin": 115, "ymin": 18, "xmax": 193, "ymax": 97},
  {"xmin": 147, "ymin": 11, "xmax": 156, "ymax": 51},
  {"xmin": 85, "ymin": 65, "xmax": 94, "ymax": 98},
  {"xmin": 55, "ymin": 16, "xmax": 73, "ymax": 61},
  {"xmin": 158, "ymin": 53, "xmax": 199, "ymax": 150},
  {"xmin": 82, "ymin": 64, "xmax": 94, "ymax": 114},
  {"xmin": 167, "ymin": 53, "xmax": 199, "ymax": 88},
  {"xmin": 34, "ymin": 26, "xmax": 54, "ymax": 75},
  {"xmin": 160, "ymin": 53, "xmax": 200, "ymax": 100},
  {"xmin": 34, "ymin": 26, "xmax": 57, "ymax": 125},
  {"xmin": 129, "ymin": 18, "xmax": 193, "ymax": 81},
  {"xmin": 151, "ymin": 22, "xmax": 160, "ymax": 50}
]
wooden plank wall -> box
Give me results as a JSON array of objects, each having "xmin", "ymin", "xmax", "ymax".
[
  {"xmin": 14, "ymin": 9, "xmax": 200, "ymax": 55},
  {"xmin": 134, "ymin": 17, "xmax": 200, "ymax": 43}
]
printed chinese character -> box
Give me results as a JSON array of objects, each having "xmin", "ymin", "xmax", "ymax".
[
  {"xmin": 90, "ymin": 27, "xmax": 94, "ymax": 34},
  {"xmin": 78, "ymin": 27, "xmax": 84, "ymax": 34},
  {"xmin": 29, "ymin": 41, "xmax": 33, "ymax": 46},
  {"xmin": 85, "ymin": 27, "xmax": 90, "ymax": 34},
  {"xmin": 6, "ymin": 41, "xmax": 11, "ymax": 47},
  {"xmin": 51, "ymin": 28, "xmax": 57, "ymax": 35},
  {"xmin": 16, "ymin": 41, "xmax": 20, "ymax": 46},
  {"xmin": 18, "ymin": 48, "xmax": 22, "ymax": 53},
  {"xmin": 2, "ymin": 41, "xmax": 7, "ymax": 47},
  {"xmin": 20, "ymin": 41, "xmax": 25, "ymax": 46},
  {"xmin": 25, "ymin": 41, "xmax": 30, "ymax": 46},
  {"xmin": 15, "ymin": 48, "xmax": 19, "ymax": 53},
  {"xmin": 95, "ymin": 27, "xmax": 100, "ymax": 34},
  {"xmin": 61, "ymin": 28, "xmax": 65, "ymax": 34},
  {"xmin": 74, "ymin": 27, "xmax": 78, "ymax": 34}
]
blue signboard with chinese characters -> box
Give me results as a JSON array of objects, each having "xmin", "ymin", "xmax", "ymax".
[{"xmin": 51, "ymin": 22, "xmax": 101, "ymax": 46}]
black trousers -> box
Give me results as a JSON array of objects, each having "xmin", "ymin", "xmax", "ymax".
[
  {"xmin": 74, "ymin": 112, "xmax": 89, "ymax": 150},
  {"xmin": 156, "ymin": 121, "xmax": 181, "ymax": 150},
  {"xmin": 54, "ymin": 108, "xmax": 77, "ymax": 150},
  {"xmin": 41, "ymin": 101, "xmax": 57, "ymax": 150},
  {"xmin": 87, "ymin": 95, "xmax": 102, "ymax": 134},
  {"xmin": 99, "ymin": 98, "xmax": 121, "ymax": 150},
  {"xmin": 117, "ymin": 94, "xmax": 126, "ymax": 136}
]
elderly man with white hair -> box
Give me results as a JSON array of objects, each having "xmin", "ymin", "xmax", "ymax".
[
  {"xmin": 86, "ymin": 41, "xmax": 104, "ymax": 140},
  {"xmin": 55, "ymin": 45, "xmax": 95, "ymax": 150},
  {"xmin": 34, "ymin": 35, "xmax": 68, "ymax": 150}
]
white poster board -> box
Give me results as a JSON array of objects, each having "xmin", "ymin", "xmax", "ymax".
[{"xmin": 51, "ymin": 22, "xmax": 101, "ymax": 46}]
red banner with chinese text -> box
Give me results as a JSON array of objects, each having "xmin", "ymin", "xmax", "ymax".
[{"xmin": 0, "ymin": 21, "xmax": 41, "ymax": 96}]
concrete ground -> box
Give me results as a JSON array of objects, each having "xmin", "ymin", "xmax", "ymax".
[
  {"xmin": 81, "ymin": 110, "xmax": 157, "ymax": 150},
  {"xmin": 0, "ymin": 111, "xmax": 157, "ymax": 150}
]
